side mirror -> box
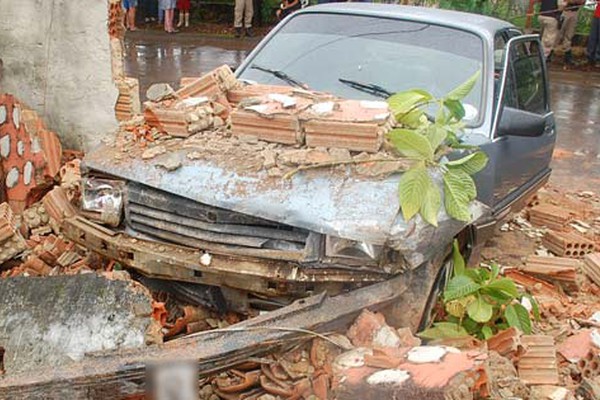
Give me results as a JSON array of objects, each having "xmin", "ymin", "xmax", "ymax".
[{"xmin": 497, "ymin": 106, "xmax": 546, "ymax": 138}]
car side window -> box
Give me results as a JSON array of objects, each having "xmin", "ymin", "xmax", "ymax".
[{"xmin": 503, "ymin": 40, "xmax": 547, "ymax": 115}]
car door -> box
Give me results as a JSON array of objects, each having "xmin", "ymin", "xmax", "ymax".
[{"xmin": 484, "ymin": 35, "xmax": 556, "ymax": 215}]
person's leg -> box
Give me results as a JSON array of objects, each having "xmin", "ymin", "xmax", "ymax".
[
  {"xmin": 177, "ymin": 8, "xmax": 184, "ymax": 27},
  {"xmin": 129, "ymin": 1, "xmax": 138, "ymax": 31},
  {"xmin": 234, "ymin": 0, "xmax": 244, "ymax": 37},
  {"xmin": 245, "ymin": 0, "xmax": 253, "ymax": 28},
  {"xmin": 561, "ymin": 11, "xmax": 578, "ymax": 64},
  {"xmin": 244, "ymin": 0, "xmax": 253, "ymax": 35},
  {"xmin": 123, "ymin": 0, "xmax": 130, "ymax": 30},
  {"xmin": 184, "ymin": 11, "xmax": 189, "ymax": 27},
  {"xmin": 539, "ymin": 16, "xmax": 558, "ymax": 59},
  {"xmin": 588, "ymin": 18, "xmax": 600, "ymax": 63},
  {"xmin": 159, "ymin": 1, "xmax": 164, "ymax": 25}
]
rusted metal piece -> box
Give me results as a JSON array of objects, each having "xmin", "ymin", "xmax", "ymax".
[
  {"xmin": 216, "ymin": 370, "xmax": 261, "ymax": 393},
  {"xmin": 0, "ymin": 265, "xmax": 413, "ymax": 398},
  {"xmin": 61, "ymin": 216, "xmax": 390, "ymax": 299}
]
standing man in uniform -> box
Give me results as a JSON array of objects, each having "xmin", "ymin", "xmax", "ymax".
[
  {"xmin": 538, "ymin": 0, "xmax": 560, "ymax": 61},
  {"xmin": 234, "ymin": 0, "xmax": 254, "ymax": 38},
  {"xmin": 557, "ymin": 0, "xmax": 586, "ymax": 65}
]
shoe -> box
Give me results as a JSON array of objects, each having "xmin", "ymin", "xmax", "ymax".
[
  {"xmin": 564, "ymin": 50, "xmax": 574, "ymax": 66},
  {"xmin": 235, "ymin": 27, "xmax": 242, "ymax": 38},
  {"xmin": 245, "ymin": 27, "xmax": 254, "ymax": 37}
]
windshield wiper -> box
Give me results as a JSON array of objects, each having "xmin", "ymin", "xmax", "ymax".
[
  {"xmin": 338, "ymin": 78, "xmax": 393, "ymax": 99},
  {"xmin": 250, "ymin": 64, "xmax": 307, "ymax": 89}
]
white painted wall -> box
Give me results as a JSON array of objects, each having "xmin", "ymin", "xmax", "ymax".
[{"xmin": 0, "ymin": 0, "xmax": 118, "ymax": 150}]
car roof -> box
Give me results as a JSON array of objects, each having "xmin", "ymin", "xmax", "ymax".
[{"xmin": 300, "ymin": 4, "xmax": 515, "ymax": 40}]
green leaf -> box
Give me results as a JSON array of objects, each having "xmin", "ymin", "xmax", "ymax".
[
  {"xmin": 446, "ymin": 152, "xmax": 489, "ymax": 175},
  {"xmin": 452, "ymin": 240, "xmax": 466, "ymax": 277},
  {"xmin": 443, "ymin": 169, "xmax": 476, "ymax": 221},
  {"xmin": 445, "ymin": 295, "xmax": 475, "ymax": 318},
  {"xmin": 444, "ymin": 275, "xmax": 481, "ymax": 302},
  {"xmin": 467, "ymin": 295, "xmax": 494, "ymax": 323},
  {"xmin": 388, "ymin": 129, "xmax": 434, "ymax": 160},
  {"xmin": 398, "ymin": 163, "xmax": 431, "ymax": 221},
  {"xmin": 444, "ymin": 99, "xmax": 466, "ymax": 121},
  {"xmin": 523, "ymin": 294, "xmax": 541, "ymax": 321},
  {"xmin": 388, "ymin": 90, "xmax": 433, "ymax": 117},
  {"xmin": 388, "ymin": 90, "xmax": 433, "ymax": 128},
  {"xmin": 425, "ymin": 124, "xmax": 449, "ymax": 151},
  {"xmin": 418, "ymin": 322, "xmax": 469, "ymax": 340},
  {"xmin": 419, "ymin": 176, "xmax": 441, "ymax": 227},
  {"xmin": 485, "ymin": 278, "xmax": 519, "ymax": 299},
  {"xmin": 462, "ymin": 316, "xmax": 480, "ymax": 334},
  {"xmin": 446, "ymin": 70, "xmax": 482, "ymax": 101},
  {"xmin": 481, "ymin": 326, "xmax": 494, "ymax": 340},
  {"xmin": 505, "ymin": 303, "xmax": 532, "ymax": 334},
  {"xmin": 490, "ymin": 263, "xmax": 500, "ymax": 281}
]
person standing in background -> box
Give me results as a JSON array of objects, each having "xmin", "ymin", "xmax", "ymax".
[
  {"xmin": 538, "ymin": 0, "xmax": 560, "ymax": 61},
  {"xmin": 139, "ymin": 0, "xmax": 158, "ymax": 23},
  {"xmin": 123, "ymin": 0, "xmax": 139, "ymax": 31},
  {"xmin": 177, "ymin": 0, "xmax": 191, "ymax": 28},
  {"xmin": 234, "ymin": 0, "xmax": 254, "ymax": 38},
  {"xmin": 557, "ymin": 0, "xmax": 585, "ymax": 65},
  {"xmin": 588, "ymin": 1, "xmax": 600, "ymax": 67},
  {"xmin": 160, "ymin": 0, "xmax": 178, "ymax": 33}
]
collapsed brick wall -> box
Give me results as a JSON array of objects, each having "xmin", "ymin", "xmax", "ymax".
[{"xmin": 0, "ymin": 95, "xmax": 62, "ymax": 212}]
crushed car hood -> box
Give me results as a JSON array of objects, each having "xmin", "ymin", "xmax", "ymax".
[{"xmin": 84, "ymin": 142, "xmax": 488, "ymax": 268}]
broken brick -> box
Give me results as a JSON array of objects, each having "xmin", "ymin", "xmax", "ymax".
[
  {"xmin": 583, "ymin": 253, "xmax": 600, "ymax": 287},
  {"xmin": 230, "ymin": 95, "xmax": 311, "ymax": 145},
  {"xmin": 175, "ymin": 65, "xmax": 238, "ymax": 100},
  {"xmin": 226, "ymin": 84, "xmax": 293, "ymax": 106},
  {"xmin": 486, "ymin": 327, "xmax": 525, "ymax": 361},
  {"xmin": 0, "ymin": 203, "xmax": 17, "ymax": 242},
  {"xmin": 557, "ymin": 329, "xmax": 593, "ymax": 363},
  {"xmin": 521, "ymin": 255, "xmax": 581, "ymax": 293},
  {"xmin": 346, "ymin": 309, "xmax": 401, "ymax": 349},
  {"xmin": 0, "ymin": 95, "xmax": 63, "ymax": 212},
  {"xmin": 543, "ymin": 230, "xmax": 596, "ymax": 258},
  {"xmin": 115, "ymin": 77, "xmax": 141, "ymax": 121},
  {"xmin": 577, "ymin": 349, "xmax": 600, "ymax": 380},
  {"xmin": 301, "ymin": 100, "xmax": 394, "ymax": 153},
  {"xmin": 528, "ymin": 204, "xmax": 574, "ymax": 231},
  {"xmin": 332, "ymin": 346, "xmax": 487, "ymax": 400},
  {"xmin": 517, "ymin": 335, "xmax": 559, "ymax": 385},
  {"xmin": 42, "ymin": 186, "xmax": 77, "ymax": 223}
]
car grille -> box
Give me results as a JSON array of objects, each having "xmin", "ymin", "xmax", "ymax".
[{"xmin": 124, "ymin": 183, "xmax": 314, "ymax": 261}]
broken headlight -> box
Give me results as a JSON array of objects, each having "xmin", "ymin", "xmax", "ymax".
[
  {"xmin": 81, "ymin": 177, "xmax": 125, "ymax": 227},
  {"xmin": 325, "ymin": 236, "xmax": 383, "ymax": 261}
]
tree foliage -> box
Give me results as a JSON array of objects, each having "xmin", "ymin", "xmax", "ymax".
[
  {"xmin": 419, "ymin": 242, "xmax": 538, "ymax": 340},
  {"xmin": 387, "ymin": 71, "xmax": 487, "ymax": 226}
]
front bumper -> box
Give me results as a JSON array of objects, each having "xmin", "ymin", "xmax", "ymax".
[{"xmin": 63, "ymin": 216, "xmax": 392, "ymax": 300}]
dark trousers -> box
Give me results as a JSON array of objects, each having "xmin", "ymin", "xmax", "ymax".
[
  {"xmin": 589, "ymin": 17, "xmax": 600, "ymax": 62},
  {"xmin": 139, "ymin": 0, "xmax": 159, "ymax": 20}
]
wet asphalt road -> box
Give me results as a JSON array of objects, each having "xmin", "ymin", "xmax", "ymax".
[{"xmin": 124, "ymin": 31, "xmax": 600, "ymax": 193}]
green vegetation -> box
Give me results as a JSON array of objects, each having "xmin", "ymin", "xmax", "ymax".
[
  {"xmin": 386, "ymin": 71, "xmax": 488, "ymax": 226},
  {"xmin": 420, "ymin": 241, "xmax": 539, "ymax": 340},
  {"xmin": 405, "ymin": 0, "xmax": 593, "ymax": 35}
]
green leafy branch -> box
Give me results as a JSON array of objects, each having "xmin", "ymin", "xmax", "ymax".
[
  {"xmin": 420, "ymin": 241, "xmax": 540, "ymax": 341},
  {"xmin": 387, "ymin": 71, "xmax": 488, "ymax": 226}
]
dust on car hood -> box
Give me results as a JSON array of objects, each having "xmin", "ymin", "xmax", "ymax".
[{"xmin": 84, "ymin": 140, "xmax": 488, "ymax": 268}]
